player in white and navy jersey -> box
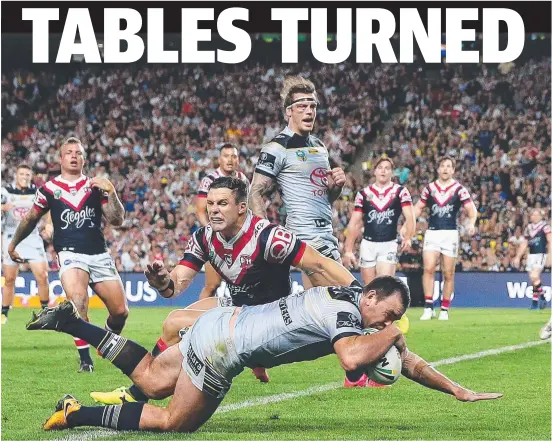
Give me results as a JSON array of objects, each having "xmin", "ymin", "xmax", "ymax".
[
  {"xmin": 341, "ymin": 156, "xmax": 415, "ymax": 387},
  {"xmin": 8, "ymin": 137, "xmax": 128, "ymax": 372},
  {"xmin": 33, "ymin": 278, "xmax": 502, "ymax": 433},
  {"xmin": 89, "ymin": 176, "xmax": 354, "ymax": 405},
  {"xmin": 195, "ymin": 143, "xmax": 250, "ymax": 302},
  {"xmin": 343, "ymin": 157, "xmax": 415, "ymax": 284},
  {"xmin": 249, "ymin": 76, "xmax": 346, "ymax": 290},
  {"xmin": 1, "ymin": 164, "xmax": 51, "ymax": 324},
  {"xmin": 513, "ymin": 208, "xmax": 551, "ymax": 309},
  {"xmin": 414, "ymin": 156, "xmax": 477, "ymax": 321}
]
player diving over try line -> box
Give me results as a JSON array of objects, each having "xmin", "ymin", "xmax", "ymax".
[{"xmin": 28, "ymin": 275, "xmax": 502, "ymax": 433}]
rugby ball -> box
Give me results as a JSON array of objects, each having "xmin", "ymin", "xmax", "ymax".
[{"xmin": 363, "ymin": 328, "xmax": 402, "ymax": 385}]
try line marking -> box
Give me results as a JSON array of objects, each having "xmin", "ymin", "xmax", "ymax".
[{"xmin": 54, "ymin": 339, "xmax": 549, "ymax": 440}]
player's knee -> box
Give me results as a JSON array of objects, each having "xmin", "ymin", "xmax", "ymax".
[
  {"xmin": 162, "ymin": 312, "xmax": 188, "ymax": 342},
  {"xmin": 35, "ymin": 269, "xmax": 49, "ymax": 286},
  {"xmin": 111, "ymin": 305, "xmax": 129, "ymax": 321},
  {"xmin": 442, "ymin": 268, "xmax": 455, "ymax": 280},
  {"xmin": 423, "ymin": 265, "xmax": 437, "ymax": 275},
  {"xmin": 3, "ymin": 274, "xmax": 16, "ymax": 287}
]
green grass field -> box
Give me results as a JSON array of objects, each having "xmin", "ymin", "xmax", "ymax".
[{"xmin": 1, "ymin": 307, "xmax": 551, "ymax": 440}]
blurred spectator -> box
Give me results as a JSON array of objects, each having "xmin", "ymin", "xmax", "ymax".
[{"xmin": 2, "ymin": 54, "xmax": 550, "ymax": 273}]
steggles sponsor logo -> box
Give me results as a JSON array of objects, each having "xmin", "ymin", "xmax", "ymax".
[
  {"xmin": 431, "ymin": 204, "xmax": 454, "ymax": 218},
  {"xmin": 367, "ymin": 208, "xmax": 395, "ymax": 225},
  {"xmin": 60, "ymin": 207, "xmax": 95, "ymax": 229}
]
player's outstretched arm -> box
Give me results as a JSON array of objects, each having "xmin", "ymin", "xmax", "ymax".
[
  {"xmin": 145, "ymin": 261, "xmax": 198, "ymax": 299},
  {"xmin": 296, "ymin": 244, "xmax": 356, "ymax": 287},
  {"xmin": 8, "ymin": 207, "xmax": 45, "ymax": 262},
  {"xmin": 248, "ymin": 173, "xmax": 275, "ymax": 218},
  {"xmin": 401, "ymin": 349, "xmax": 503, "ymax": 402},
  {"xmin": 91, "ymin": 177, "xmax": 125, "ymax": 227}
]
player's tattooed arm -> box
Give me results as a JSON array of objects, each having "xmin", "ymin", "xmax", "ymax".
[
  {"xmin": 8, "ymin": 208, "xmax": 45, "ymax": 261},
  {"xmin": 103, "ymin": 190, "xmax": 125, "ymax": 227},
  {"xmin": 248, "ymin": 173, "xmax": 275, "ymax": 218},
  {"xmin": 91, "ymin": 177, "xmax": 125, "ymax": 227},
  {"xmin": 401, "ymin": 350, "xmax": 503, "ymax": 402}
]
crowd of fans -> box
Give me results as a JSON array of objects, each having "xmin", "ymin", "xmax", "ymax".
[{"xmin": 1, "ymin": 53, "xmax": 550, "ymax": 273}]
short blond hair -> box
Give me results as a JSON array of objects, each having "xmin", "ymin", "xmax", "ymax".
[
  {"xmin": 60, "ymin": 137, "xmax": 85, "ymax": 156},
  {"xmin": 280, "ymin": 76, "xmax": 317, "ymax": 109}
]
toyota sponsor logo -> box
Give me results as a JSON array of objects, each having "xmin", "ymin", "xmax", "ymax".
[{"xmin": 310, "ymin": 167, "xmax": 329, "ymax": 188}]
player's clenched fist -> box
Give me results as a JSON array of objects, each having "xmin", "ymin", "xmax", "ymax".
[
  {"xmin": 145, "ymin": 260, "xmax": 170, "ymax": 290},
  {"xmin": 90, "ymin": 177, "xmax": 115, "ymax": 194},
  {"xmin": 328, "ymin": 167, "xmax": 346, "ymax": 188}
]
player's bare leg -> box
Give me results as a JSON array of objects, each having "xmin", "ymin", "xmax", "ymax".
[
  {"xmin": 136, "ymin": 363, "xmax": 222, "ymax": 432},
  {"xmin": 421, "ymin": 251, "xmax": 440, "ymax": 320},
  {"xmin": 439, "ymin": 255, "xmax": 456, "ymax": 320},
  {"xmin": 28, "ymin": 302, "xmax": 222, "ymax": 432},
  {"xmin": 92, "ymin": 279, "xmax": 129, "ymax": 336},
  {"xmin": 161, "ymin": 298, "xmax": 218, "ymax": 346},
  {"xmin": 60, "ymin": 268, "xmax": 94, "ymax": 372},
  {"xmin": 29, "ymin": 261, "xmax": 50, "ymax": 308},
  {"xmin": 529, "ymin": 268, "xmax": 545, "ymax": 309},
  {"xmin": 360, "ymin": 266, "xmax": 376, "ymax": 286},
  {"xmin": 1, "ymin": 264, "xmax": 18, "ymax": 324},
  {"xmin": 199, "ymin": 263, "xmax": 222, "ymax": 300},
  {"xmin": 91, "ymin": 297, "xmax": 219, "ymax": 405}
]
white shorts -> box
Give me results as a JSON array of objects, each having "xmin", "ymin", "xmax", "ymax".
[
  {"xmin": 359, "ymin": 239, "xmax": 398, "ymax": 268},
  {"xmin": 527, "ymin": 254, "xmax": 547, "ymax": 272},
  {"xmin": 2, "ymin": 234, "xmax": 47, "ymax": 266},
  {"xmin": 423, "ymin": 230, "xmax": 459, "ymax": 258},
  {"xmin": 57, "ymin": 251, "xmax": 119, "ymax": 284}
]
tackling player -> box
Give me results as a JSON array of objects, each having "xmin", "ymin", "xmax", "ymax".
[
  {"xmin": 414, "ymin": 157, "xmax": 477, "ymax": 321},
  {"xmin": 8, "ymin": 137, "xmax": 128, "ymax": 372},
  {"xmin": 30, "ymin": 277, "xmax": 503, "ymax": 433},
  {"xmin": 248, "ymin": 76, "xmax": 346, "ymax": 290},
  {"xmin": 1, "ymin": 164, "xmax": 52, "ymax": 324},
  {"xmin": 512, "ymin": 208, "xmax": 551, "ymax": 309},
  {"xmin": 90, "ymin": 176, "xmax": 354, "ymax": 404},
  {"xmin": 196, "ymin": 143, "xmax": 249, "ymax": 302}
]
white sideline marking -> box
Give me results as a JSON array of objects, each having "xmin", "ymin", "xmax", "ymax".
[{"xmin": 53, "ymin": 340, "xmax": 549, "ymax": 440}]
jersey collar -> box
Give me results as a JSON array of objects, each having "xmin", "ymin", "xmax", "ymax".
[
  {"xmin": 55, "ymin": 174, "xmax": 87, "ymax": 186},
  {"xmin": 216, "ymin": 210, "xmax": 253, "ymax": 248}
]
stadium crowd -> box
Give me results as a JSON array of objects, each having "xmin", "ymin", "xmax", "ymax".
[{"xmin": 1, "ymin": 54, "xmax": 550, "ymax": 273}]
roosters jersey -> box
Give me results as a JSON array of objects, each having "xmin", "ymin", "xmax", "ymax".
[
  {"xmin": 420, "ymin": 181, "xmax": 472, "ymax": 231},
  {"xmin": 1, "ymin": 183, "xmax": 42, "ymax": 244},
  {"xmin": 33, "ymin": 175, "xmax": 109, "ymax": 255},
  {"xmin": 524, "ymin": 221, "xmax": 551, "ymax": 254},
  {"xmin": 354, "ymin": 183, "xmax": 412, "ymax": 242},
  {"xmin": 197, "ymin": 168, "xmax": 249, "ymax": 198},
  {"xmin": 179, "ymin": 211, "xmax": 306, "ymax": 306}
]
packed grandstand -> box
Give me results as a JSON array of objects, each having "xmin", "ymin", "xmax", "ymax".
[{"xmin": 2, "ymin": 37, "xmax": 550, "ymax": 274}]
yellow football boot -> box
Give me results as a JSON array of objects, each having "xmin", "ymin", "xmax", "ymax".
[
  {"xmin": 43, "ymin": 395, "xmax": 81, "ymax": 430},
  {"xmin": 90, "ymin": 386, "xmax": 137, "ymax": 405},
  {"xmin": 395, "ymin": 314, "xmax": 410, "ymax": 335}
]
